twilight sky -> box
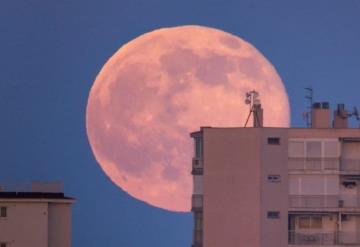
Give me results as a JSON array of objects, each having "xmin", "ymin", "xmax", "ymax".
[{"xmin": 1, "ymin": 1, "xmax": 360, "ymax": 247}]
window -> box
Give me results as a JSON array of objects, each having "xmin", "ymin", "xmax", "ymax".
[
  {"xmin": 0, "ymin": 243, "xmax": 6, "ymax": 247},
  {"xmin": 299, "ymin": 216, "xmax": 322, "ymax": 229},
  {"xmin": 267, "ymin": 175, "xmax": 281, "ymax": 182},
  {"xmin": 268, "ymin": 137, "xmax": 280, "ymax": 145},
  {"xmin": 267, "ymin": 211, "xmax": 280, "ymax": 219},
  {"xmin": 288, "ymin": 141, "xmax": 305, "ymax": 157},
  {"xmin": 0, "ymin": 207, "xmax": 6, "ymax": 218},
  {"xmin": 194, "ymin": 137, "xmax": 202, "ymax": 159}
]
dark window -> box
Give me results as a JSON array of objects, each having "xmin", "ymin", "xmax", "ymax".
[
  {"xmin": 194, "ymin": 137, "xmax": 202, "ymax": 158},
  {"xmin": 0, "ymin": 243, "xmax": 6, "ymax": 247},
  {"xmin": 267, "ymin": 211, "xmax": 280, "ymax": 219},
  {"xmin": 267, "ymin": 175, "xmax": 281, "ymax": 182},
  {"xmin": 268, "ymin": 137, "xmax": 280, "ymax": 145},
  {"xmin": 0, "ymin": 207, "xmax": 6, "ymax": 217}
]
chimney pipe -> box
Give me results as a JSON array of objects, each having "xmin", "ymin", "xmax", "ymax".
[{"xmin": 312, "ymin": 102, "xmax": 331, "ymax": 128}]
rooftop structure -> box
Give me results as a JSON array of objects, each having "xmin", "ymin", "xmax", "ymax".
[{"xmin": 190, "ymin": 101, "xmax": 360, "ymax": 247}]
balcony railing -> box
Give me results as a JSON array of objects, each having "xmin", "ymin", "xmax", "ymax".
[
  {"xmin": 192, "ymin": 229, "xmax": 203, "ymax": 246},
  {"xmin": 339, "ymin": 195, "xmax": 360, "ymax": 208},
  {"xmin": 289, "ymin": 231, "xmax": 360, "ymax": 245},
  {"xmin": 289, "ymin": 195, "xmax": 360, "ymax": 208},
  {"xmin": 340, "ymin": 158, "xmax": 360, "ymax": 172},
  {"xmin": 288, "ymin": 157, "xmax": 339, "ymax": 171},
  {"xmin": 338, "ymin": 231, "xmax": 360, "ymax": 245},
  {"xmin": 192, "ymin": 158, "xmax": 203, "ymax": 175},
  {"xmin": 289, "ymin": 195, "xmax": 339, "ymax": 208},
  {"xmin": 289, "ymin": 231, "xmax": 336, "ymax": 245}
]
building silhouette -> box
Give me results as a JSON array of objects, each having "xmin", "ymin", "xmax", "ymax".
[
  {"xmin": 191, "ymin": 101, "xmax": 360, "ymax": 247},
  {"xmin": 0, "ymin": 182, "xmax": 75, "ymax": 247}
]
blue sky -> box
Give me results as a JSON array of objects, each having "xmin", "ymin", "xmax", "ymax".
[{"xmin": 1, "ymin": 1, "xmax": 359, "ymax": 246}]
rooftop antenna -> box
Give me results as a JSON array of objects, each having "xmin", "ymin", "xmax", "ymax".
[
  {"xmin": 244, "ymin": 90, "xmax": 262, "ymax": 127},
  {"xmin": 304, "ymin": 87, "xmax": 313, "ymax": 128}
]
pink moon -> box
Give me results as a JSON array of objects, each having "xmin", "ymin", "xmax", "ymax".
[{"xmin": 86, "ymin": 25, "xmax": 290, "ymax": 212}]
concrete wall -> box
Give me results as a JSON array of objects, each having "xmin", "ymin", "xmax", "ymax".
[
  {"xmin": 0, "ymin": 202, "xmax": 48, "ymax": 247},
  {"xmin": 0, "ymin": 200, "xmax": 73, "ymax": 247},
  {"xmin": 203, "ymin": 128, "xmax": 262, "ymax": 247},
  {"xmin": 260, "ymin": 129, "xmax": 288, "ymax": 247},
  {"xmin": 48, "ymin": 203, "xmax": 72, "ymax": 247}
]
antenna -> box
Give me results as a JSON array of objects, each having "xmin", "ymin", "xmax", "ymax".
[
  {"xmin": 351, "ymin": 107, "xmax": 360, "ymax": 120},
  {"xmin": 304, "ymin": 87, "xmax": 313, "ymax": 128},
  {"xmin": 244, "ymin": 90, "xmax": 262, "ymax": 127}
]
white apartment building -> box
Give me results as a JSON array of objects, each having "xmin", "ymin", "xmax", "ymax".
[
  {"xmin": 191, "ymin": 102, "xmax": 360, "ymax": 247},
  {"xmin": 0, "ymin": 182, "xmax": 75, "ymax": 247}
]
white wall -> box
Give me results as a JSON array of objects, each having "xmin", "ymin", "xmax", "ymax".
[
  {"xmin": 0, "ymin": 200, "xmax": 73, "ymax": 247},
  {"xmin": 0, "ymin": 202, "xmax": 48, "ymax": 247},
  {"xmin": 48, "ymin": 203, "xmax": 72, "ymax": 247}
]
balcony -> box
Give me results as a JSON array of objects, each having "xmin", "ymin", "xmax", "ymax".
[
  {"xmin": 192, "ymin": 158, "xmax": 203, "ymax": 175},
  {"xmin": 289, "ymin": 231, "xmax": 360, "ymax": 245},
  {"xmin": 340, "ymin": 158, "xmax": 360, "ymax": 173},
  {"xmin": 192, "ymin": 194, "xmax": 203, "ymax": 211}
]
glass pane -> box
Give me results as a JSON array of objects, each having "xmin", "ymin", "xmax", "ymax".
[
  {"xmin": 307, "ymin": 141, "xmax": 322, "ymax": 158},
  {"xmin": 301, "ymin": 176, "xmax": 324, "ymax": 194},
  {"xmin": 299, "ymin": 216, "xmax": 310, "ymax": 229},
  {"xmin": 311, "ymin": 216, "xmax": 322, "ymax": 229},
  {"xmin": 289, "ymin": 176, "xmax": 300, "ymax": 195},
  {"xmin": 195, "ymin": 137, "xmax": 202, "ymax": 158},
  {"xmin": 324, "ymin": 141, "xmax": 339, "ymax": 157},
  {"xmin": 289, "ymin": 141, "xmax": 305, "ymax": 157}
]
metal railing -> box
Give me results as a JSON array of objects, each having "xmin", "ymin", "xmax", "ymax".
[
  {"xmin": 288, "ymin": 231, "xmax": 336, "ymax": 245},
  {"xmin": 289, "ymin": 231, "xmax": 360, "ymax": 245}
]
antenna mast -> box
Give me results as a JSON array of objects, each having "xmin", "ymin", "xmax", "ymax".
[
  {"xmin": 244, "ymin": 90, "xmax": 263, "ymax": 128},
  {"xmin": 305, "ymin": 87, "xmax": 313, "ymax": 128}
]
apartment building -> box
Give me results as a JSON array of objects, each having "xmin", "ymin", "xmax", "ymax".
[
  {"xmin": 190, "ymin": 102, "xmax": 360, "ymax": 247},
  {"xmin": 0, "ymin": 182, "xmax": 75, "ymax": 247}
]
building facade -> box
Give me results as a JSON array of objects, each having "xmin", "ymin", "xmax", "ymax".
[
  {"xmin": 0, "ymin": 182, "xmax": 75, "ymax": 247},
  {"xmin": 191, "ymin": 103, "xmax": 360, "ymax": 247}
]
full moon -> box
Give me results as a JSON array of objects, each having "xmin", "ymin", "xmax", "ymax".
[{"xmin": 86, "ymin": 25, "xmax": 290, "ymax": 212}]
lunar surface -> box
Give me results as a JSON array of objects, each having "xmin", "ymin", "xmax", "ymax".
[{"xmin": 86, "ymin": 25, "xmax": 290, "ymax": 212}]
